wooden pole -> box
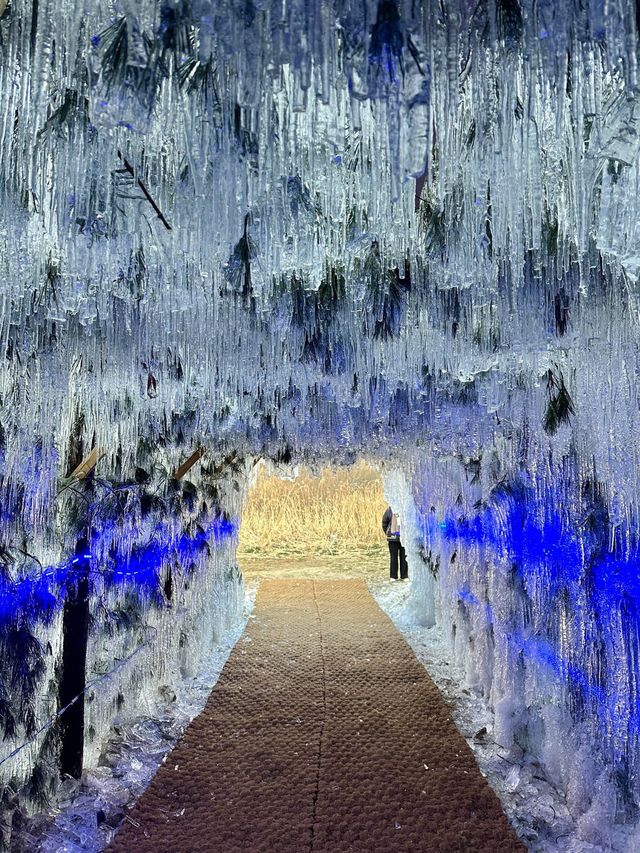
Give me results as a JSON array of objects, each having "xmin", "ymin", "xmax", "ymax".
[
  {"xmin": 59, "ymin": 419, "xmax": 92, "ymax": 780},
  {"xmin": 172, "ymin": 447, "xmax": 206, "ymax": 481},
  {"xmin": 68, "ymin": 447, "xmax": 105, "ymax": 480},
  {"xmin": 59, "ymin": 540, "xmax": 90, "ymax": 779}
]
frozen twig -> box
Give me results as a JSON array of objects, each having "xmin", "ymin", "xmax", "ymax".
[{"xmin": 117, "ymin": 150, "xmax": 172, "ymax": 231}]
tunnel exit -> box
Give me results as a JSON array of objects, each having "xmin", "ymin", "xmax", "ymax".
[{"xmin": 237, "ymin": 460, "xmax": 390, "ymax": 580}]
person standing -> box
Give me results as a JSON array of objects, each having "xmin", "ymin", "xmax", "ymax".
[{"xmin": 382, "ymin": 506, "xmax": 408, "ymax": 580}]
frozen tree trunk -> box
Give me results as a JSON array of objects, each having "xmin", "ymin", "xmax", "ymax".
[
  {"xmin": 59, "ymin": 415, "xmax": 90, "ymax": 780},
  {"xmin": 59, "ymin": 544, "xmax": 90, "ymax": 779}
]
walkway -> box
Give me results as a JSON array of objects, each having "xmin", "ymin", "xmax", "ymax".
[{"xmin": 108, "ymin": 579, "xmax": 525, "ymax": 852}]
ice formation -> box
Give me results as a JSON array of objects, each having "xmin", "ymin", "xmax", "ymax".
[{"xmin": 1, "ymin": 0, "xmax": 640, "ymax": 847}]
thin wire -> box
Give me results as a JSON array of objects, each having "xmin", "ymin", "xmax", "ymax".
[{"xmin": 0, "ymin": 642, "xmax": 149, "ymax": 768}]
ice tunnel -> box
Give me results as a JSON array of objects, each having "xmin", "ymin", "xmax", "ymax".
[{"xmin": 3, "ymin": 0, "xmax": 640, "ymax": 849}]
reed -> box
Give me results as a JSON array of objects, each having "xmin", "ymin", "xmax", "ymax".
[{"xmin": 237, "ymin": 462, "xmax": 388, "ymax": 561}]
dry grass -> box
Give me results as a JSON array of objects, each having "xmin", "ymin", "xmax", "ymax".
[{"xmin": 237, "ymin": 462, "xmax": 388, "ymax": 567}]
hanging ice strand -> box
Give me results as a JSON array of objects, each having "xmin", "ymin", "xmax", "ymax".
[{"xmin": 2, "ymin": 0, "xmax": 640, "ymax": 849}]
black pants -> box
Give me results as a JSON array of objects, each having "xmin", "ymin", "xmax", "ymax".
[{"xmin": 388, "ymin": 539, "xmax": 408, "ymax": 579}]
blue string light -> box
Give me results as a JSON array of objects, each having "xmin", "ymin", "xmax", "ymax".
[
  {"xmin": 0, "ymin": 514, "xmax": 236, "ymax": 629},
  {"xmin": 430, "ymin": 486, "xmax": 640, "ymax": 738}
]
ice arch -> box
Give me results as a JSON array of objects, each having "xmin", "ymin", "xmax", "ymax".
[{"xmin": 1, "ymin": 0, "xmax": 640, "ymax": 847}]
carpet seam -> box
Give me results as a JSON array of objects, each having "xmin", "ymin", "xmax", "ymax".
[{"xmin": 309, "ymin": 579, "xmax": 327, "ymax": 853}]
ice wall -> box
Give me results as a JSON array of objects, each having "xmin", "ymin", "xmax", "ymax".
[
  {"xmin": 0, "ymin": 456, "xmax": 248, "ymax": 848},
  {"xmin": 394, "ymin": 421, "xmax": 640, "ymax": 845},
  {"xmin": 82, "ymin": 491, "xmax": 244, "ymax": 770}
]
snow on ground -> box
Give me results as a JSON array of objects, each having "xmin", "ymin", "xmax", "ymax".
[
  {"xmin": 370, "ymin": 578, "xmax": 640, "ymax": 853},
  {"xmin": 15, "ymin": 582, "xmax": 259, "ymax": 853}
]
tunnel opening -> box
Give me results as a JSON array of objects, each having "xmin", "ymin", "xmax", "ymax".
[{"xmin": 237, "ymin": 460, "xmax": 389, "ymax": 581}]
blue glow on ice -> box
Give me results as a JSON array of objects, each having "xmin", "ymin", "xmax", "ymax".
[{"xmin": 0, "ymin": 515, "xmax": 236, "ymax": 629}]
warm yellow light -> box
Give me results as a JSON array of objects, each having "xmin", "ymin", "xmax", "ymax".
[{"xmin": 237, "ymin": 461, "xmax": 388, "ymax": 576}]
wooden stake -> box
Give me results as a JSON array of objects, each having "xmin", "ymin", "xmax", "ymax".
[
  {"xmin": 172, "ymin": 447, "xmax": 206, "ymax": 481},
  {"xmin": 69, "ymin": 447, "xmax": 105, "ymax": 480}
]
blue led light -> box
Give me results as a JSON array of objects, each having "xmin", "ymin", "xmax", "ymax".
[
  {"xmin": 0, "ymin": 513, "xmax": 236, "ymax": 629},
  {"xmin": 434, "ymin": 482, "xmax": 640, "ymax": 738}
]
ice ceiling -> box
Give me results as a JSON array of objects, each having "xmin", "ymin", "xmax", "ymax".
[{"xmin": 4, "ymin": 0, "xmax": 640, "ymax": 505}]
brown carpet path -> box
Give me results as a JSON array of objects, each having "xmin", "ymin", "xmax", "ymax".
[{"xmin": 107, "ymin": 579, "xmax": 526, "ymax": 853}]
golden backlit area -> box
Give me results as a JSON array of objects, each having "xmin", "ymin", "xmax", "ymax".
[{"xmin": 237, "ymin": 461, "xmax": 388, "ymax": 579}]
